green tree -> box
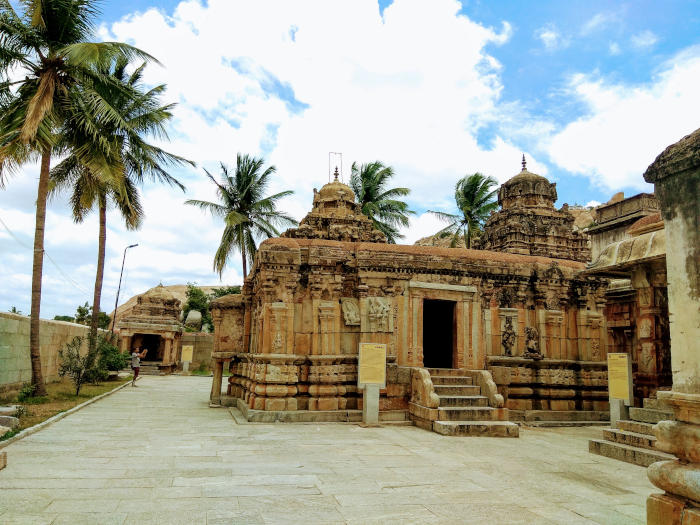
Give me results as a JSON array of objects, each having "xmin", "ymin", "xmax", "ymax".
[
  {"xmin": 428, "ymin": 172, "xmax": 499, "ymax": 249},
  {"xmin": 349, "ymin": 161, "xmax": 413, "ymax": 243},
  {"xmin": 186, "ymin": 154, "xmax": 297, "ymax": 277},
  {"xmin": 182, "ymin": 283, "xmax": 212, "ymax": 329},
  {"xmin": 50, "ymin": 57, "xmax": 189, "ymax": 351},
  {"xmin": 74, "ymin": 302, "xmax": 90, "ymax": 324},
  {"xmin": 58, "ymin": 335, "xmax": 99, "ymax": 395},
  {"xmin": 53, "ymin": 315, "xmax": 75, "ymax": 322},
  {"xmin": 9, "ymin": 306, "xmax": 22, "ymax": 314},
  {"xmin": 0, "ymin": 0, "xmax": 153, "ymax": 396},
  {"xmin": 210, "ymin": 285, "xmax": 241, "ymax": 298}
]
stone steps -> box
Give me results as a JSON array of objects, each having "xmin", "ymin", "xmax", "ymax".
[
  {"xmin": 588, "ymin": 398, "xmax": 674, "ymax": 467},
  {"xmin": 433, "ymin": 385, "xmax": 481, "ymax": 396},
  {"xmin": 589, "ymin": 439, "xmax": 674, "ymax": 467},
  {"xmin": 431, "ymin": 375, "xmax": 473, "ymax": 386},
  {"xmin": 628, "ymin": 407, "xmax": 673, "ymax": 424},
  {"xmin": 618, "ymin": 420, "xmax": 655, "ymax": 435},
  {"xmin": 433, "ymin": 420, "xmax": 519, "ymax": 437},
  {"xmin": 426, "ymin": 368, "xmax": 470, "ymax": 377},
  {"xmin": 523, "ymin": 421, "xmax": 608, "ymax": 428},
  {"xmin": 602, "ymin": 428, "xmax": 657, "ymax": 450},
  {"xmin": 437, "ymin": 395, "xmax": 488, "ymax": 407}
]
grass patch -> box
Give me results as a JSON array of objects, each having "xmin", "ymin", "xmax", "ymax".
[
  {"xmin": 0, "ymin": 377, "xmax": 131, "ymax": 441},
  {"xmin": 190, "ymin": 368, "xmax": 211, "ymax": 376}
]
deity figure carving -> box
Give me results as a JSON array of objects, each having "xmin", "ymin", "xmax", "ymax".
[
  {"xmin": 341, "ymin": 298, "xmax": 360, "ymax": 326},
  {"xmin": 367, "ymin": 297, "xmax": 391, "ymax": 332},
  {"xmin": 523, "ymin": 326, "xmax": 542, "ymax": 360},
  {"xmin": 501, "ymin": 316, "xmax": 516, "ymax": 356}
]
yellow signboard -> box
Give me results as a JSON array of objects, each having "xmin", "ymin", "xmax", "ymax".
[
  {"xmin": 358, "ymin": 343, "xmax": 386, "ymax": 386},
  {"xmin": 608, "ymin": 353, "xmax": 632, "ymax": 403},
  {"xmin": 181, "ymin": 345, "xmax": 194, "ymax": 362}
]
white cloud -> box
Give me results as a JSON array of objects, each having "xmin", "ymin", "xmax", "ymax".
[
  {"xmin": 4, "ymin": 0, "xmax": 525, "ymax": 317},
  {"xmin": 609, "ymin": 42, "xmax": 621, "ymax": 56},
  {"xmin": 580, "ymin": 12, "xmax": 617, "ymax": 35},
  {"xmin": 546, "ymin": 45, "xmax": 700, "ymax": 190},
  {"xmin": 631, "ymin": 30, "xmax": 659, "ymax": 49},
  {"xmin": 535, "ymin": 24, "xmax": 568, "ymax": 51}
]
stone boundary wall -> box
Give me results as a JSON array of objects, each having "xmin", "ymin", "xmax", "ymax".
[
  {"xmin": 181, "ymin": 332, "xmax": 213, "ymax": 370},
  {"xmin": 0, "ymin": 312, "xmax": 91, "ymax": 393}
]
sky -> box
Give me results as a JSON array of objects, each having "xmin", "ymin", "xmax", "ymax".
[{"xmin": 1, "ymin": 0, "xmax": 700, "ymax": 319}]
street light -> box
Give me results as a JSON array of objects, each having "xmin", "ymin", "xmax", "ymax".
[{"xmin": 110, "ymin": 243, "xmax": 138, "ymax": 334}]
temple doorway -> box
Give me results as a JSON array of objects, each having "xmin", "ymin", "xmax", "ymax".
[
  {"xmin": 136, "ymin": 334, "xmax": 164, "ymax": 362},
  {"xmin": 422, "ymin": 299, "xmax": 456, "ymax": 368}
]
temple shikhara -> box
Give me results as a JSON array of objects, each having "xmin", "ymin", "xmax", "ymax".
[{"xmin": 209, "ymin": 161, "xmax": 613, "ymax": 436}]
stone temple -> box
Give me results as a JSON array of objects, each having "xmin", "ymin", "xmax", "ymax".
[{"xmin": 210, "ymin": 163, "xmax": 611, "ymax": 436}]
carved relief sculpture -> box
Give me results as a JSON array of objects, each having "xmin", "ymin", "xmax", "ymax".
[
  {"xmin": 367, "ymin": 297, "xmax": 391, "ymax": 332},
  {"xmin": 523, "ymin": 326, "xmax": 542, "ymax": 360},
  {"xmin": 501, "ymin": 316, "xmax": 516, "ymax": 356},
  {"xmin": 341, "ymin": 298, "xmax": 360, "ymax": 326}
]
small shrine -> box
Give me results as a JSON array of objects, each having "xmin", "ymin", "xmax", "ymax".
[{"xmin": 116, "ymin": 285, "xmax": 183, "ymax": 374}]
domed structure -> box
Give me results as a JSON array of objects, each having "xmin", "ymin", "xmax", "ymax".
[
  {"xmin": 498, "ymin": 157, "xmax": 558, "ymax": 209},
  {"xmin": 282, "ymin": 168, "xmax": 386, "ymax": 243},
  {"xmin": 479, "ymin": 156, "xmax": 591, "ymax": 262}
]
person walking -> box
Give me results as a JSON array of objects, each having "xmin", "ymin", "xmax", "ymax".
[{"xmin": 131, "ymin": 346, "xmax": 148, "ymax": 386}]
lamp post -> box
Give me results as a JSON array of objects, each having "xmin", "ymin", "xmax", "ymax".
[{"xmin": 110, "ymin": 243, "xmax": 138, "ymax": 334}]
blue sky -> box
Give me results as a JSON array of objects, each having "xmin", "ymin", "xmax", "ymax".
[{"xmin": 2, "ymin": 0, "xmax": 700, "ymax": 317}]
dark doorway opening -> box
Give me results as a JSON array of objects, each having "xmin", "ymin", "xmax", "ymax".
[
  {"xmin": 136, "ymin": 334, "xmax": 164, "ymax": 362},
  {"xmin": 423, "ymin": 299, "xmax": 455, "ymax": 368}
]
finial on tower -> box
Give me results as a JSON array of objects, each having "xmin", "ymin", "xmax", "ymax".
[
  {"xmin": 333, "ymin": 166, "xmax": 339, "ymax": 181},
  {"xmin": 521, "ymin": 154, "xmax": 527, "ymax": 172}
]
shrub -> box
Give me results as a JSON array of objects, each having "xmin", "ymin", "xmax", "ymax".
[
  {"xmin": 17, "ymin": 382, "xmax": 36, "ymax": 402},
  {"xmin": 58, "ymin": 336, "xmax": 101, "ymax": 395},
  {"xmin": 97, "ymin": 334, "xmax": 128, "ymax": 372}
]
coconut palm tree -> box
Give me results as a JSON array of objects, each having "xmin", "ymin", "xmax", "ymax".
[
  {"xmin": 0, "ymin": 0, "xmax": 154, "ymax": 395},
  {"xmin": 428, "ymin": 172, "xmax": 499, "ymax": 249},
  {"xmin": 349, "ymin": 161, "xmax": 413, "ymax": 243},
  {"xmin": 186, "ymin": 154, "xmax": 297, "ymax": 278},
  {"xmin": 50, "ymin": 58, "xmax": 190, "ymax": 350}
]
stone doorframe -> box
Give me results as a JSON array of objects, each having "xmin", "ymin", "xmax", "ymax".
[{"xmin": 404, "ymin": 281, "xmax": 478, "ymax": 369}]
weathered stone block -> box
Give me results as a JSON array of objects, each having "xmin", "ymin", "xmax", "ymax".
[
  {"xmin": 0, "ymin": 451, "xmax": 6, "ymax": 470},
  {"xmin": 682, "ymin": 506, "xmax": 700, "ymax": 525},
  {"xmin": 647, "ymin": 493, "xmax": 683, "ymax": 525}
]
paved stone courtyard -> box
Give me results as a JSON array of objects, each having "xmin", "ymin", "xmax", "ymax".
[{"xmin": 0, "ymin": 376, "xmax": 653, "ymax": 524}]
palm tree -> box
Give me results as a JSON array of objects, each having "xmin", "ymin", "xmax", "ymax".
[
  {"xmin": 349, "ymin": 161, "xmax": 413, "ymax": 243},
  {"xmin": 50, "ymin": 59, "xmax": 190, "ymax": 350},
  {"xmin": 0, "ymin": 0, "xmax": 154, "ymax": 395},
  {"xmin": 186, "ymin": 154, "xmax": 297, "ymax": 278},
  {"xmin": 429, "ymin": 172, "xmax": 499, "ymax": 249}
]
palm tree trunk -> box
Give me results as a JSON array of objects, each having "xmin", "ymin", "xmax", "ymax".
[
  {"xmin": 89, "ymin": 198, "xmax": 107, "ymax": 352},
  {"xmin": 241, "ymin": 227, "xmax": 247, "ymax": 278},
  {"xmin": 29, "ymin": 147, "xmax": 50, "ymax": 396}
]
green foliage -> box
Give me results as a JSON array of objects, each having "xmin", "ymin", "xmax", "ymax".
[
  {"xmin": 53, "ymin": 315, "xmax": 75, "ymax": 322},
  {"xmin": 182, "ymin": 282, "xmax": 212, "ymax": 329},
  {"xmin": 210, "ymin": 286, "xmax": 241, "ymax": 298},
  {"xmin": 8, "ymin": 306, "xmax": 22, "ymax": 314},
  {"xmin": 185, "ymin": 153, "xmax": 297, "ymax": 277},
  {"xmin": 17, "ymin": 383, "xmax": 36, "ymax": 402},
  {"xmin": 97, "ymin": 333, "xmax": 128, "ymax": 372},
  {"xmin": 75, "ymin": 302, "xmax": 91, "ymax": 324},
  {"xmin": 0, "ymin": 428, "xmax": 20, "ymax": 442},
  {"xmin": 428, "ymin": 172, "xmax": 499, "ymax": 249},
  {"xmin": 71, "ymin": 303, "xmax": 110, "ymax": 328},
  {"xmin": 58, "ymin": 336, "xmax": 101, "ymax": 395},
  {"xmin": 350, "ymin": 161, "xmax": 414, "ymax": 243}
]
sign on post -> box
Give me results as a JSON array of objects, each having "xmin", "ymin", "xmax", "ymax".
[
  {"xmin": 358, "ymin": 343, "xmax": 387, "ymax": 387},
  {"xmin": 607, "ymin": 353, "xmax": 633, "ymax": 404},
  {"xmin": 181, "ymin": 345, "xmax": 194, "ymax": 373},
  {"xmin": 358, "ymin": 343, "xmax": 386, "ymax": 427}
]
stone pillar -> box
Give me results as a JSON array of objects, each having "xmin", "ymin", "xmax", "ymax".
[
  {"xmin": 210, "ymin": 359, "xmax": 224, "ymax": 405},
  {"xmin": 643, "ymin": 128, "xmax": 700, "ymax": 525}
]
